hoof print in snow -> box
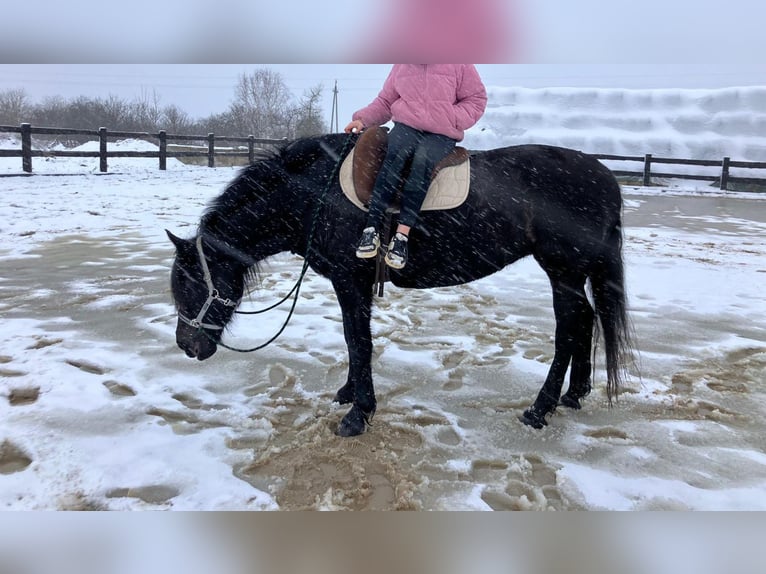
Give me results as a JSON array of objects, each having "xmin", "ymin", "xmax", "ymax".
[
  {"xmin": 0, "ymin": 367, "xmax": 27, "ymax": 378},
  {"xmin": 103, "ymin": 380, "xmax": 136, "ymax": 397},
  {"xmin": 66, "ymin": 359, "xmax": 109, "ymax": 375},
  {"xmin": 8, "ymin": 387, "xmax": 40, "ymax": 406},
  {"xmin": 0, "ymin": 440, "xmax": 33, "ymax": 474},
  {"xmin": 26, "ymin": 338, "xmax": 63, "ymax": 350},
  {"xmin": 106, "ymin": 485, "xmax": 179, "ymax": 505}
]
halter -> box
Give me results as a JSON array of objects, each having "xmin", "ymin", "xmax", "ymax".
[{"xmin": 177, "ymin": 235, "xmax": 240, "ymax": 331}]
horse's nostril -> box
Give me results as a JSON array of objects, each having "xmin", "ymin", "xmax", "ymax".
[{"xmin": 177, "ymin": 338, "xmax": 197, "ymax": 358}]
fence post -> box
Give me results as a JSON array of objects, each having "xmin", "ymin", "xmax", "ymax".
[
  {"xmin": 248, "ymin": 135, "xmax": 255, "ymax": 164},
  {"xmin": 208, "ymin": 133, "xmax": 215, "ymax": 168},
  {"xmin": 21, "ymin": 123, "xmax": 32, "ymax": 173},
  {"xmin": 99, "ymin": 127, "xmax": 108, "ymax": 173},
  {"xmin": 642, "ymin": 153, "xmax": 652, "ymax": 187},
  {"xmin": 720, "ymin": 157, "xmax": 730, "ymax": 191},
  {"xmin": 159, "ymin": 130, "xmax": 167, "ymax": 171}
]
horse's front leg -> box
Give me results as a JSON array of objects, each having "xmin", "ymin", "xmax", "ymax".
[{"xmin": 331, "ymin": 276, "xmax": 376, "ymax": 437}]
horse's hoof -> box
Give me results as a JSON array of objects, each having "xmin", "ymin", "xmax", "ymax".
[
  {"xmin": 559, "ymin": 394, "xmax": 583, "ymax": 410},
  {"xmin": 336, "ymin": 405, "xmax": 373, "ymax": 437},
  {"xmin": 519, "ymin": 408, "xmax": 548, "ymax": 429}
]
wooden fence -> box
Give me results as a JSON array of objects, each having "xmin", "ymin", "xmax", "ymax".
[
  {"xmin": 0, "ymin": 123, "xmax": 284, "ymax": 173},
  {"xmin": 1, "ymin": 123, "xmax": 765, "ymax": 191},
  {"xmin": 592, "ymin": 153, "xmax": 766, "ymax": 191}
]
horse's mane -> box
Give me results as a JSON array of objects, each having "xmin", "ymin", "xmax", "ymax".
[
  {"xmin": 194, "ymin": 134, "xmax": 350, "ymax": 293},
  {"xmin": 200, "ymin": 133, "xmax": 349, "ymax": 220},
  {"xmin": 200, "ymin": 133, "xmax": 353, "ymax": 226},
  {"xmin": 200, "ymin": 149, "xmax": 279, "ymax": 222},
  {"xmin": 193, "ymin": 149, "xmax": 282, "ymax": 292}
]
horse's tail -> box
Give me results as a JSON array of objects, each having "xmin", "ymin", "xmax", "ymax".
[{"xmin": 590, "ymin": 220, "xmax": 633, "ymax": 403}]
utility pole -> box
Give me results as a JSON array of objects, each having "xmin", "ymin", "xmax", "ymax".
[{"xmin": 330, "ymin": 80, "xmax": 339, "ymax": 133}]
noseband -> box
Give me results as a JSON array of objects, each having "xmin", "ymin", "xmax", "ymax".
[{"xmin": 177, "ymin": 236, "xmax": 239, "ymax": 331}]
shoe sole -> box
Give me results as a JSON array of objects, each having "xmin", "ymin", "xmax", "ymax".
[
  {"xmin": 384, "ymin": 254, "xmax": 406, "ymax": 269},
  {"xmin": 356, "ymin": 248, "xmax": 378, "ymax": 259}
]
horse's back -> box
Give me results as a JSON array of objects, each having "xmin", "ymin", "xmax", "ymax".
[
  {"xmin": 470, "ymin": 144, "xmax": 622, "ymax": 232},
  {"xmin": 473, "ymin": 144, "xmax": 623, "ymax": 273},
  {"xmin": 474, "ymin": 144, "xmax": 619, "ymax": 201}
]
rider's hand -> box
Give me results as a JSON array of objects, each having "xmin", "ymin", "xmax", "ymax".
[{"xmin": 344, "ymin": 120, "xmax": 365, "ymax": 134}]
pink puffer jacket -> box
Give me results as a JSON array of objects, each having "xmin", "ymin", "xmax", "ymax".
[{"xmin": 352, "ymin": 64, "xmax": 487, "ymax": 142}]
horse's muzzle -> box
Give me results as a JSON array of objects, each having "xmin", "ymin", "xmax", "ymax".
[{"xmin": 176, "ymin": 324, "xmax": 218, "ymax": 361}]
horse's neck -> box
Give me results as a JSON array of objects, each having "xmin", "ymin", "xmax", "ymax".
[{"xmin": 209, "ymin": 189, "xmax": 313, "ymax": 261}]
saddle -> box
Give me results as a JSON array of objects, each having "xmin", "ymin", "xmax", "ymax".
[{"xmin": 339, "ymin": 126, "xmax": 471, "ymax": 213}]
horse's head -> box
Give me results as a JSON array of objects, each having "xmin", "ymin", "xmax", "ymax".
[{"xmin": 167, "ymin": 231, "xmax": 246, "ymax": 360}]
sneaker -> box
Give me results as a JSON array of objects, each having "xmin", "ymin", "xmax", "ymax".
[
  {"xmin": 384, "ymin": 232, "xmax": 409, "ymax": 269},
  {"xmin": 355, "ymin": 227, "xmax": 380, "ymax": 259}
]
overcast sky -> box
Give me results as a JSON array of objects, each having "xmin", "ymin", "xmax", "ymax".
[{"xmin": 2, "ymin": 64, "xmax": 765, "ymax": 127}]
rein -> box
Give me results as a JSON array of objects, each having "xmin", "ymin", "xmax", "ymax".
[{"xmin": 190, "ymin": 134, "xmax": 355, "ymax": 353}]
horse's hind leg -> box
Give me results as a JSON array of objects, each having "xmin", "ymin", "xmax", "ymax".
[
  {"xmin": 560, "ymin": 295, "xmax": 594, "ymax": 410},
  {"xmin": 521, "ymin": 274, "xmax": 589, "ymax": 428}
]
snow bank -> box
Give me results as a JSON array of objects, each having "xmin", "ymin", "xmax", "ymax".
[{"xmin": 464, "ymin": 86, "xmax": 766, "ymax": 162}]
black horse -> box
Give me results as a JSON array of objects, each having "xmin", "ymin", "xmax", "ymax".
[{"xmin": 168, "ymin": 133, "xmax": 631, "ymax": 436}]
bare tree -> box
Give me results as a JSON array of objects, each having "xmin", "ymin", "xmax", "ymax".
[
  {"xmin": 131, "ymin": 88, "xmax": 163, "ymax": 131},
  {"xmin": 162, "ymin": 104, "xmax": 192, "ymax": 134},
  {"xmin": 194, "ymin": 111, "xmax": 239, "ymax": 139},
  {"xmin": 29, "ymin": 95, "xmax": 67, "ymax": 127},
  {"xmin": 0, "ymin": 88, "xmax": 30, "ymax": 125},
  {"xmin": 97, "ymin": 94, "xmax": 130, "ymax": 128},
  {"xmin": 293, "ymin": 84, "xmax": 326, "ymax": 138},
  {"xmin": 230, "ymin": 69, "xmax": 293, "ymax": 138},
  {"xmin": 66, "ymin": 96, "xmax": 103, "ymax": 132}
]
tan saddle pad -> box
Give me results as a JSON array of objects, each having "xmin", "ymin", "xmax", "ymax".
[{"xmin": 340, "ymin": 127, "xmax": 470, "ymax": 213}]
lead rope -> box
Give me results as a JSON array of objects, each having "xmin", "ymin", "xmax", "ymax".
[{"xmin": 203, "ymin": 134, "xmax": 355, "ymax": 353}]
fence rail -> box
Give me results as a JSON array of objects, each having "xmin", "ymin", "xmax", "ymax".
[
  {"xmin": 0, "ymin": 123, "xmax": 284, "ymax": 173},
  {"xmin": 590, "ymin": 152, "xmax": 766, "ymax": 191},
  {"xmin": 1, "ymin": 123, "xmax": 765, "ymax": 191}
]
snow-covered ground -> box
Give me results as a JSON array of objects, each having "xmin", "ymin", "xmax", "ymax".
[{"xmin": 1, "ymin": 86, "xmax": 765, "ymax": 510}]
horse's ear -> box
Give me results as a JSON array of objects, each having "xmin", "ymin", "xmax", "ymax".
[{"xmin": 166, "ymin": 230, "xmax": 189, "ymax": 251}]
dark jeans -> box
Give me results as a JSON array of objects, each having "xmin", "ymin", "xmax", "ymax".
[{"xmin": 366, "ymin": 122, "xmax": 457, "ymax": 231}]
